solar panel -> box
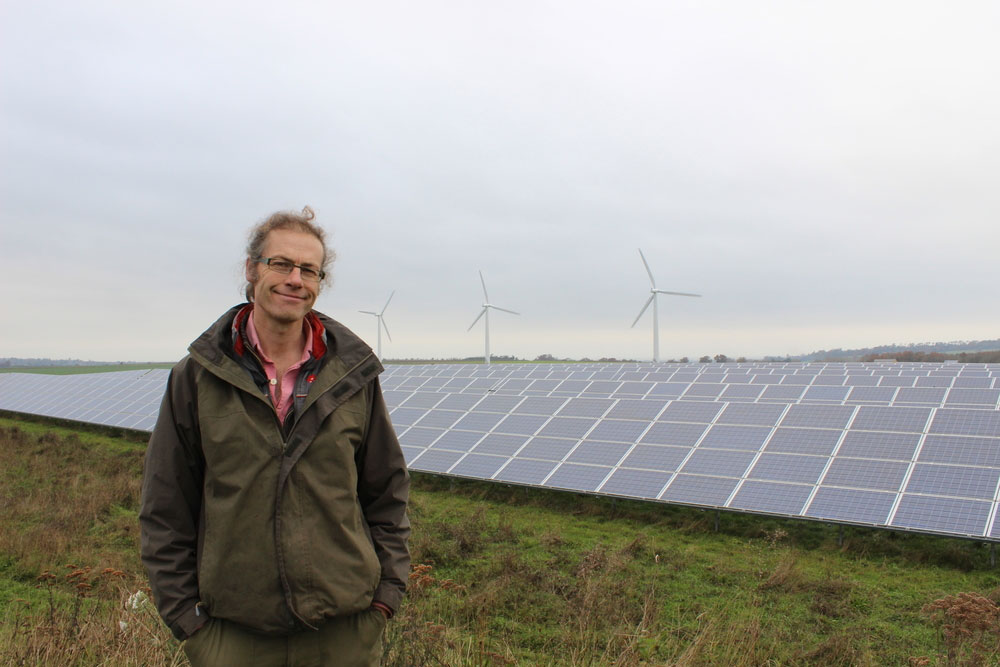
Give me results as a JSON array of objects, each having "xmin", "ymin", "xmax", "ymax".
[
  {"xmin": 715, "ymin": 402, "xmax": 786, "ymax": 426},
  {"xmin": 919, "ymin": 436, "xmax": 1000, "ymax": 468},
  {"xmin": 904, "ymin": 464, "xmax": 1000, "ymax": 499},
  {"xmin": 3, "ymin": 360, "xmax": 1000, "ymax": 542},
  {"xmin": 450, "ymin": 453, "xmax": 507, "ymax": 478},
  {"xmin": 546, "ymin": 463, "xmax": 612, "ymax": 492},
  {"xmin": 427, "ymin": 430, "xmax": 483, "ymax": 451},
  {"xmin": 891, "ymin": 495, "xmax": 992, "ymax": 536},
  {"xmin": 566, "ymin": 441, "xmax": 631, "ymax": 466},
  {"xmin": 640, "ymin": 422, "xmax": 708, "ymax": 446},
  {"xmin": 730, "ymin": 481, "xmax": 813, "ymax": 514},
  {"xmin": 619, "ymin": 444, "xmax": 690, "ymax": 471},
  {"xmin": 471, "ymin": 433, "xmax": 528, "ymax": 456},
  {"xmin": 600, "ymin": 468, "xmax": 671, "ymax": 498},
  {"xmin": 930, "ymin": 409, "xmax": 1000, "ymax": 437},
  {"xmin": 556, "ymin": 397, "xmax": 615, "ymax": 418},
  {"xmin": 585, "ymin": 419, "xmax": 648, "ymax": 443},
  {"xmin": 536, "ymin": 417, "xmax": 597, "ymax": 439},
  {"xmin": 851, "ymin": 406, "xmax": 931, "ymax": 433},
  {"xmin": 700, "ymin": 425, "xmax": 772, "ymax": 450},
  {"xmin": 495, "ymin": 458, "xmax": 557, "ymax": 484},
  {"xmin": 518, "ymin": 437, "xmax": 576, "ymax": 460},
  {"xmin": 747, "ymin": 453, "xmax": 828, "ymax": 484},
  {"xmin": 662, "ymin": 474, "xmax": 739, "ymax": 505},
  {"xmin": 765, "ymin": 428, "xmax": 842, "ymax": 455},
  {"xmin": 805, "ymin": 487, "xmax": 897, "ymax": 524},
  {"xmin": 821, "ymin": 458, "xmax": 909, "ymax": 491}
]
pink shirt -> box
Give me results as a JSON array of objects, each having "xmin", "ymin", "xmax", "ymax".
[{"xmin": 245, "ymin": 313, "xmax": 314, "ymax": 423}]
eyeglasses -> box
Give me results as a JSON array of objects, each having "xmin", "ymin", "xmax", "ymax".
[{"xmin": 256, "ymin": 257, "xmax": 326, "ymax": 282}]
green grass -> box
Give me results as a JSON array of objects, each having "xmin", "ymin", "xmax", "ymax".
[
  {"xmin": 0, "ymin": 363, "xmax": 176, "ymax": 375},
  {"xmin": 399, "ymin": 476, "xmax": 1000, "ymax": 664},
  {"xmin": 3, "ymin": 417, "xmax": 1000, "ymax": 665}
]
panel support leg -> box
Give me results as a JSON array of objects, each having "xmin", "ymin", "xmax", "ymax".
[
  {"xmin": 714, "ymin": 510, "xmax": 720, "ymax": 533},
  {"xmin": 838, "ymin": 525, "xmax": 844, "ymax": 547},
  {"xmin": 991, "ymin": 543, "xmax": 996, "ymax": 569}
]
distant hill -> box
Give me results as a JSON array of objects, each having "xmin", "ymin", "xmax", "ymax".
[
  {"xmin": 796, "ymin": 339, "xmax": 1000, "ymax": 362},
  {"xmin": 0, "ymin": 357, "xmax": 115, "ymax": 368},
  {"xmin": 0, "ymin": 358, "xmax": 172, "ymax": 370}
]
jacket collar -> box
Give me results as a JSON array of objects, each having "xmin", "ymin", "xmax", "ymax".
[
  {"xmin": 187, "ymin": 303, "xmax": 376, "ymax": 384},
  {"xmin": 229, "ymin": 304, "xmax": 329, "ymax": 360}
]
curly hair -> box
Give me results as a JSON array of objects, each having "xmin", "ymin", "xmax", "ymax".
[{"xmin": 244, "ymin": 206, "xmax": 335, "ymax": 302}]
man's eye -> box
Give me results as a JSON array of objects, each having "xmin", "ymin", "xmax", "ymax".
[
  {"xmin": 272, "ymin": 260, "xmax": 294, "ymax": 271},
  {"xmin": 300, "ymin": 267, "xmax": 319, "ymax": 279}
]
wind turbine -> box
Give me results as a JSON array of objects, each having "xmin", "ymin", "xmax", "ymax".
[
  {"xmin": 467, "ymin": 271, "xmax": 519, "ymax": 365},
  {"xmin": 359, "ymin": 291, "xmax": 394, "ymax": 359},
  {"xmin": 631, "ymin": 249, "xmax": 701, "ymax": 363}
]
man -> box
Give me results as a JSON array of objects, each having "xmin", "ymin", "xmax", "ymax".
[{"xmin": 140, "ymin": 206, "xmax": 410, "ymax": 666}]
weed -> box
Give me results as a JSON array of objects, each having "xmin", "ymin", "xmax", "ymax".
[
  {"xmin": 922, "ymin": 591, "xmax": 1000, "ymax": 666},
  {"xmin": 762, "ymin": 527, "xmax": 789, "ymax": 547}
]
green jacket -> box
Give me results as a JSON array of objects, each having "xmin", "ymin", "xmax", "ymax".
[{"xmin": 139, "ymin": 305, "xmax": 410, "ymax": 640}]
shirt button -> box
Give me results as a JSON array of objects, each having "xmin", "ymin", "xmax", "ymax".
[{"xmin": 269, "ymin": 379, "xmax": 277, "ymax": 385}]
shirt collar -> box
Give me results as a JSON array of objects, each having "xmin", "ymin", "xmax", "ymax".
[{"xmin": 234, "ymin": 304, "xmax": 319, "ymax": 364}]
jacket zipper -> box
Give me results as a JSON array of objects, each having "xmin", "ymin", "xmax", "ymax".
[{"xmin": 271, "ymin": 351, "xmax": 377, "ymax": 630}]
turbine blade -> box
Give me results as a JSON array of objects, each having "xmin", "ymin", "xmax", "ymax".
[
  {"xmin": 631, "ymin": 294, "xmax": 654, "ymax": 327},
  {"xmin": 479, "ymin": 270, "xmax": 490, "ymax": 302},
  {"xmin": 380, "ymin": 290, "xmax": 395, "ymax": 314},
  {"xmin": 638, "ymin": 248, "xmax": 656, "ymax": 288},
  {"xmin": 655, "ymin": 290, "xmax": 702, "ymax": 298},
  {"xmin": 468, "ymin": 308, "xmax": 487, "ymax": 331},
  {"xmin": 381, "ymin": 316, "xmax": 392, "ymax": 342},
  {"xmin": 491, "ymin": 306, "xmax": 519, "ymax": 316},
  {"xmin": 359, "ymin": 310, "xmax": 377, "ymax": 315}
]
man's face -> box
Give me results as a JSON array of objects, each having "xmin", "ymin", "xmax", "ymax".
[{"xmin": 245, "ymin": 228, "xmax": 325, "ymax": 328}]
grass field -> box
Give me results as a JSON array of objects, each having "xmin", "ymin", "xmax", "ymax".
[
  {"xmin": 0, "ymin": 363, "xmax": 176, "ymax": 375},
  {"xmin": 2, "ymin": 415, "xmax": 1000, "ymax": 665}
]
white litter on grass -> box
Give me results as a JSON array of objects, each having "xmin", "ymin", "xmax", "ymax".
[{"xmin": 128, "ymin": 590, "xmax": 149, "ymax": 611}]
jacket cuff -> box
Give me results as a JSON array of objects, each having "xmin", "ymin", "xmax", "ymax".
[
  {"xmin": 169, "ymin": 603, "xmax": 207, "ymax": 641},
  {"xmin": 371, "ymin": 601, "xmax": 393, "ymax": 619},
  {"xmin": 373, "ymin": 582, "xmax": 404, "ymax": 615}
]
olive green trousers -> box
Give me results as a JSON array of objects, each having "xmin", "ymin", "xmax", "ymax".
[{"xmin": 182, "ymin": 610, "xmax": 386, "ymax": 667}]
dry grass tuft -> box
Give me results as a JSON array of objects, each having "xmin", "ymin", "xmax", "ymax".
[
  {"xmin": 922, "ymin": 591, "xmax": 1000, "ymax": 666},
  {"xmin": 797, "ymin": 629, "xmax": 877, "ymax": 667},
  {"xmin": 758, "ymin": 555, "xmax": 807, "ymax": 593}
]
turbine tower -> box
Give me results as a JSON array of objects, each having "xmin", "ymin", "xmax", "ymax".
[
  {"xmin": 468, "ymin": 271, "xmax": 519, "ymax": 365},
  {"xmin": 631, "ymin": 248, "xmax": 701, "ymax": 363},
  {"xmin": 359, "ymin": 291, "xmax": 394, "ymax": 359}
]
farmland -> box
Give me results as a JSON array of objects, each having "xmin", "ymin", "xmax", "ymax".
[
  {"xmin": 2, "ymin": 415, "xmax": 1000, "ymax": 665},
  {"xmin": 0, "ymin": 364, "xmax": 175, "ymax": 375}
]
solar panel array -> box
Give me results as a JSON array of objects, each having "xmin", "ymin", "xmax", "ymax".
[
  {"xmin": 0, "ymin": 369, "xmax": 169, "ymax": 432},
  {"xmin": 2, "ymin": 361, "xmax": 1000, "ymax": 541}
]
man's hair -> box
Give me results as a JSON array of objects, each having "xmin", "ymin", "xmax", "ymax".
[{"xmin": 244, "ymin": 206, "xmax": 335, "ymax": 302}]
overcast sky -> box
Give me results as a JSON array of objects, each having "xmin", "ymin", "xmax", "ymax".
[{"xmin": 2, "ymin": 1, "xmax": 997, "ymax": 362}]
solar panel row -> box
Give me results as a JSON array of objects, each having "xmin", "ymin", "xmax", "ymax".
[{"xmin": 1, "ymin": 361, "xmax": 999, "ymax": 541}]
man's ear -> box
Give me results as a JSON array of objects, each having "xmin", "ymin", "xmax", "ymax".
[{"xmin": 245, "ymin": 258, "xmax": 256, "ymax": 283}]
